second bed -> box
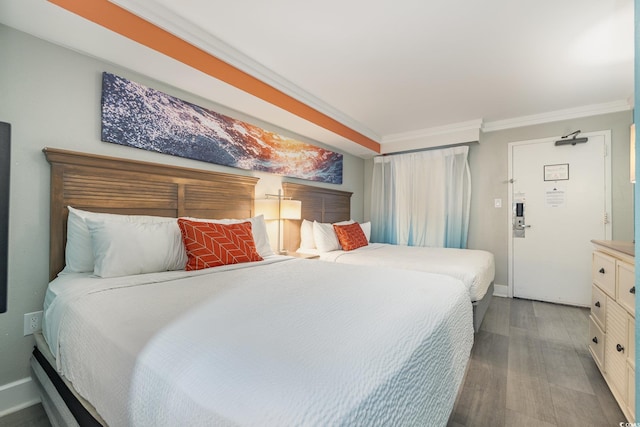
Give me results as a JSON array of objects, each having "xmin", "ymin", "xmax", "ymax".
[{"xmin": 283, "ymin": 183, "xmax": 495, "ymax": 332}]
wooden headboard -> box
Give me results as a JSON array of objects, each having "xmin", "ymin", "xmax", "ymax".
[
  {"xmin": 44, "ymin": 148, "xmax": 259, "ymax": 280},
  {"xmin": 281, "ymin": 182, "xmax": 352, "ymax": 252}
]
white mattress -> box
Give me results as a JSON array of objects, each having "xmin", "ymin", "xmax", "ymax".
[
  {"xmin": 43, "ymin": 257, "xmax": 473, "ymax": 427},
  {"xmin": 317, "ymin": 243, "xmax": 495, "ymax": 301}
]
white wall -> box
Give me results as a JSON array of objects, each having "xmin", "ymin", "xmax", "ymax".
[
  {"xmin": 364, "ymin": 110, "xmax": 634, "ymax": 289},
  {"xmin": 0, "ymin": 24, "xmax": 364, "ymax": 409},
  {"xmin": 471, "ymin": 111, "xmax": 633, "ymax": 289}
]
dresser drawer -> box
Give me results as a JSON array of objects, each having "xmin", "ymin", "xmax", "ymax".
[
  {"xmin": 617, "ymin": 261, "xmax": 635, "ymax": 315},
  {"xmin": 589, "ymin": 316, "xmax": 605, "ymax": 370},
  {"xmin": 593, "ymin": 251, "xmax": 616, "ymax": 298},
  {"xmin": 628, "ymin": 364, "xmax": 636, "ymax": 422},
  {"xmin": 628, "ymin": 315, "xmax": 635, "ymax": 369},
  {"xmin": 605, "ymin": 299, "xmax": 628, "ymax": 401},
  {"xmin": 591, "ymin": 284, "xmax": 607, "ymax": 329}
]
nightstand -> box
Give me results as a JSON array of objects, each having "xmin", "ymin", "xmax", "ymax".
[{"xmin": 286, "ymin": 252, "xmax": 319, "ymax": 260}]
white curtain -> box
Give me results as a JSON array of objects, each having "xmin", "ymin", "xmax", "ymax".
[{"xmin": 370, "ymin": 146, "xmax": 471, "ymax": 248}]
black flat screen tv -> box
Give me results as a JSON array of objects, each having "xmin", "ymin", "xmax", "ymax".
[{"xmin": 0, "ymin": 122, "xmax": 10, "ymax": 313}]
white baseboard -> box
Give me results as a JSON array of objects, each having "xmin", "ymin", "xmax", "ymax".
[
  {"xmin": 0, "ymin": 377, "xmax": 41, "ymax": 417},
  {"xmin": 493, "ymin": 284, "xmax": 509, "ymax": 298}
]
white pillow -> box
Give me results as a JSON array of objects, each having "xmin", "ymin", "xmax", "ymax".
[
  {"xmin": 299, "ymin": 219, "xmax": 316, "ymax": 249},
  {"xmin": 179, "ymin": 215, "xmax": 274, "ymax": 258},
  {"xmin": 360, "ymin": 221, "xmax": 371, "ymax": 242},
  {"xmin": 313, "ymin": 220, "xmax": 354, "ymax": 253},
  {"xmin": 86, "ymin": 218, "xmax": 187, "ymax": 278},
  {"xmin": 64, "ymin": 206, "xmax": 177, "ymax": 273}
]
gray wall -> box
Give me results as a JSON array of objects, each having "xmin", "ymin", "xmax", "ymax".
[
  {"xmin": 0, "ymin": 25, "xmax": 364, "ymax": 390},
  {"xmin": 364, "ymin": 110, "xmax": 634, "ymax": 288}
]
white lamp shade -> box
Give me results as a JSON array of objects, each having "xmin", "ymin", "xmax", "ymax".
[
  {"xmin": 281, "ymin": 199, "xmax": 302, "ymax": 220},
  {"xmin": 255, "ymin": 198, "xmax": 302, "ymax": 220},
  {"xmin": 255, "ymin": 195, "xmax": 302, "ymax": 254},
  {"xmin": 255, "ymin": 199, "xmax": 280, "ymax": 220}
]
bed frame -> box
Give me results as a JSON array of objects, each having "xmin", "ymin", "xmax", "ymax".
[
  {"xmin": 44, "ymin": 148, "xmax": 258, "ymax": 280},
  {"xmin": 281, "ymin": 182, "xmax": 352, "ymax": 253},
  {"xmin": 282, "ymin": 181, "xmax": 493, "ymax": 332},
  {"xmin": 35, "ymin": 148, "xmax": 261, "ymax": 426}
]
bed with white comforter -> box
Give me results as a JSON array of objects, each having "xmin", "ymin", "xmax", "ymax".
[
  {"xmin": 43, "ymin": 256, "xmax": 473, "ymax": 427},
  {"xmin": 318, "ymin": 243, "xmax": 495, "ymax": 302}
]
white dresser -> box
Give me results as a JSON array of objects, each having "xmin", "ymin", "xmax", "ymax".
[{"xmin": 589, "ymin": 240, "xmax": 635, "ymax": 422}]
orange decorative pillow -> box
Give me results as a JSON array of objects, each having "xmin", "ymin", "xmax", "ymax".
[
  {"xmin": 333, "ymin": 223, "xmax": 368, "ymax": 251},
  {"xmin": 177, "ymin": 219, "xmax": 263, "ymax": 270}
]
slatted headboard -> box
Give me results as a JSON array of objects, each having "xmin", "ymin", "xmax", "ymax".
[
  {"xmin": 44, "ymin": 148, "xmax": 259, "ymax": 280},
  {"xmin": 281, "ymin": 182, "xmax": 352, "ymax": 252}
]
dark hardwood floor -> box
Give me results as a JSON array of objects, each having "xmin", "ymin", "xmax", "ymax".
[
  {"xmin": 449, "ymin": 296, "xmax": 626, "ymax": 427},
  {"xmin": 0, "ymin": 403, "xmax": 50, "ymax": 427},
  {"xmin": 0, "ymin": 297, "xmax": 626, "ymax": 427}
]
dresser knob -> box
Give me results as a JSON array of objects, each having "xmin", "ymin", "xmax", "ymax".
[
  {"xmin": 630, "ymin": 286, "xmax": 636, "ymax": 294},
  {"xmin": 598, "ymin": 268, "xmax": 605, "ymax": 274},
  {"xmin": 616, "ymin": 344, "xmax": 624, "ymax": 353},
  {"xmin": 592, "ymin": 337, "xmax": 598, "ymax": 344},
  {"xmin": 594, "ymin": 301, "xmax": 601, "ymax": 308}
]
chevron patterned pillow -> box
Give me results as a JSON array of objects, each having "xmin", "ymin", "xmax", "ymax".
[{"xmin": 177, "ymin": 219, "xmax": 263, "ymax": 270}]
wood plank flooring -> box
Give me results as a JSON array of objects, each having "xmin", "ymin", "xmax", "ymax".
[
  {"xmin": 0, "ymin": 403, "xmax": 50, "ymax": 427},
  {"xmin": 449, "ymin": 296, "xmax": 626, "ymax": 427},
  {"xmin": 0, "ymin": 296, "xmax": 626, "ymax": 427}
]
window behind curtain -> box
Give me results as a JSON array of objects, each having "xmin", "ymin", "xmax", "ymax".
[{"xmin": 370, "ymin": 146, "xmax": 471, "ymax": 248}]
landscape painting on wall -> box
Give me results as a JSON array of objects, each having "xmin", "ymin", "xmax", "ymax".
[{"xmin": 101, "ymin": 72, "xmax": 343, "ymax": 184}]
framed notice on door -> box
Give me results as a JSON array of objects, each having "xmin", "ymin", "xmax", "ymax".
[{"xmin": 543, "ymin": 163, "xmax": 569, "ymax": 181}]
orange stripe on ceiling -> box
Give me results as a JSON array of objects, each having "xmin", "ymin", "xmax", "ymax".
[{"xmin": 47, "ymin": 0, "xmax": 381, "ymax": 154}]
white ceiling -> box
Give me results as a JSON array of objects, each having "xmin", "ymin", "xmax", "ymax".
[{"xmin": 0, "ymin": 0, "xmax": 634, "ymax": 157}]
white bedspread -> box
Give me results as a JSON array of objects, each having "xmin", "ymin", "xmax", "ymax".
[
  {"xmin": 43, "ymin": 257, "xmax": 472, "ymax": 427},
  {"xmin": 319, "ymin": 243, "xmax": 495, "ymax": 301}
]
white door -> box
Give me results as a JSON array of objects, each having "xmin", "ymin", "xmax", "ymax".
[{"xmin": 508, "ymin": 131, "xmax": 611, "ymax": 306}]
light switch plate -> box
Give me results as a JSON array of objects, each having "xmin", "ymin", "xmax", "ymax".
[{"xmin": 494, "ymin": 198, "xmax": 502, "ymax": 208}]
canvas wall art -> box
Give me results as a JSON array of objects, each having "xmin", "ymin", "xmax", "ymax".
[{"xmin": 101, "ymin": 72, "xmax": 343, "ymax": 184}]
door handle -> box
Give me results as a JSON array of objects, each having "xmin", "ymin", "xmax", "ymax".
[
  {"xmin": 616, "ymin": 344, "xmax": 624, "ymax": 353},
  {"xmin": 592, "ymin": 337, "xmax": 598, "ymax": 344},
  {"xmin": 598, "ymin": 268, "xmax": 605, "ymax": 274},
  {"xmin": 630, "ymin": 286, "xmax": 635, "ymax": 294},
  {"xmin": 594, "ymin": 301, "xmax": 600, "ymax": 308}
]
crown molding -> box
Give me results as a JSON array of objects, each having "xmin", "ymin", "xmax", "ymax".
[
  {"xmin": 380, "ymin": 119, "xmax": 482, "ymax": 154},
  {"xmin": 382, "ymin": 119, "xmax": 483, "ymax": 144},
  {"xmin": 107, "ymin": 0, "xmax": 380, "ymax": 143},
  {"xmin": 482, "ymin": 100, "xmax": 632, "ymax": 133},
  {"xmin": 377, "ymin": 98, "xmax": 632, "ymax": 153}
]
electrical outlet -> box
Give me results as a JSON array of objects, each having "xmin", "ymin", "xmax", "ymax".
[{"xmin": 23, "ymin": 311, "xmax": 43, "ymax": 336}]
